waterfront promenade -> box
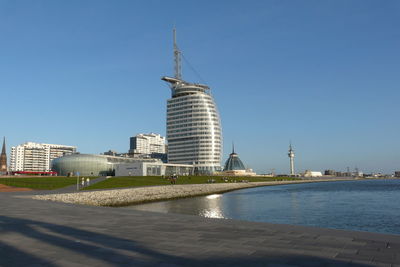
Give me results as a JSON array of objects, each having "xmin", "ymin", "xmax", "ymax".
[
  {"xmin": 32, "ymin": 179, "xmax": 352, "ymax": 206},
  {"xmin": 1, "ymin": 183, "xmax": 400, "ymax": 266}
]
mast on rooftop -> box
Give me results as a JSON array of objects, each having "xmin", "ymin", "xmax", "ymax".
[{"xmin": 173, "ymin": 28, "xmax": 182, "ymax": 79}]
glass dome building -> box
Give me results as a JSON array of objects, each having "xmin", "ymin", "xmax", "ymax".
[
  {"xmin": 51, "ymin": 154, "xmax": 115, "ymax": 176},
  {"xmin": 51, "ymin": 154, "xmax": 158, "ymax": 176},
  {"xmin": 223, "ymin": 146, "xmax": 246, "ymax": 171},
  {"xmin": 220, "ymin": 145, "xmax": 257, "ymax": 176}
]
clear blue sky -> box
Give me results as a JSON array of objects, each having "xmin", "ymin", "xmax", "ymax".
[{"xmin": 1, "ymin": 0, "xmax": 399, "ymax": 174}]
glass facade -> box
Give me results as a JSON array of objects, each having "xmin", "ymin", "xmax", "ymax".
[
  {"xmin": 163, "ymin": 77, "xmax": 222, "ymax": 174},
  {"xmin": 51, "ymin": 154, "xmax": 113, "ymax": 176},
  {"xmin": 223, "ymin": 152, "xmax": 246, "ymax": 171},
  {"xmin": 146, "ymin": 165, "xmax": 162, "ymax": 176},
  {"xmin": 51, "ymin": 154, "xmax": 155, "ymax": 176}
]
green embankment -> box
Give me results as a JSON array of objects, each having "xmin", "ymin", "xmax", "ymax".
[
  {"xmin": 83, "ymin": 176, "xmax": 298, "ymax": 190},
  {"xmin": 0, "ymin": 176, "xmax": 299, "ymax": 191},
  {"xmin": 0, "ymin": 177, "xmax": 97, "ymax": 190}
]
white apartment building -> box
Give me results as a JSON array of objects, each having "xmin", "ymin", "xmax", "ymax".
[
  {"xmin": 129, "ymin": 133, "xmax": 166, "ymax": 155},
  {"xmin": 10, "ymin": 142, "xmax": 76, "ymax": 172}
]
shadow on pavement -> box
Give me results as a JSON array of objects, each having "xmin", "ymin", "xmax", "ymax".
[{"xmin": 0, "ymin": 215, "xmax": 372, "ymax": 266}]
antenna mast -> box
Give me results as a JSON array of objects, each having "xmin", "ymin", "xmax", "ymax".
[{"xmin": 173, "ymin": 28, "xmax": 182, "ymax": 79}]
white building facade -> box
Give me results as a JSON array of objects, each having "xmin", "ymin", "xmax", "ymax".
[
  {"xmin": 129, "ymin": 133, "xmax": 166, "ymax": 155},
  {"xmin": 163, "ymin": 77, "xmax": 223, "ymax": 174},
  {"xmin": 10, "ymin": 142, "xmax": 76, "ymax": 172},
  {"xmin": 115, "ymin": 160, "xmax": 193, "ymax": 176},
  {"xmin": 303, "ymin": 170, "xmax": 323, "ymax": 178},
  {"xmin": 162, "ymin": 29, "xmax": 222, "ymax": 174}
]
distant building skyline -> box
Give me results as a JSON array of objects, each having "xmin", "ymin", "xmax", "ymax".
[{"xmin": 1, "ymin": 1, "xmax": 399, "ymax": 174}]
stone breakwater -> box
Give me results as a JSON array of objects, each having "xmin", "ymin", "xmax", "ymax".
[{"xmin": 31, "ymin": 179, "xmax": 349, "ymax": 207}]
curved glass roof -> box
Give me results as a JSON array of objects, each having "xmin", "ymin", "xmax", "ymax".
[{"xmin": 223, "ymin": 152, "xmax": 246, "ymax": 171}]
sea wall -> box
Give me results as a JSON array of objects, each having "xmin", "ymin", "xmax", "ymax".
[{"xmin": 31, "ymin": 179, "xmax": 351, "ymax": 207}]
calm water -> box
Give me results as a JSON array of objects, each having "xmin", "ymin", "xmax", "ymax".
[{"xmin": 128, "ymin": 179, "xmax": 400, "ymax": 235}]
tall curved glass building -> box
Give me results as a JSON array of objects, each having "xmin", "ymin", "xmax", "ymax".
[{"xmin": 162, "ymin": 30, "xmax": 222, "ymax": 174}]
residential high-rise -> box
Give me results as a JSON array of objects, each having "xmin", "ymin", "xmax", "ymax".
[
  {"xmin": 0, "ymin": 137, "xmax": 7, "ymax": 173},
  {"xmin": 129, "ymin": 133, "xmax": 166, "ymax": 155},
  {"xmin": 288, "ymin": 143, "xmax": 295, "ymax": 176},
  {"xmin": 10, "ymin": 142, "xmax": 76, "ymax": 172},
  {"xmin": 162, "ymin": 29, "xmax": 222, "ymax": 174}
]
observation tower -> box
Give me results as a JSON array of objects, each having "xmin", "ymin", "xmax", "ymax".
[{"xmin": 288, "ymin": 143, "xmax": 295, "ymax": 176}]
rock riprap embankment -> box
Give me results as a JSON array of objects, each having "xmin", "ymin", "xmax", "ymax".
[{"xmin": 31, "ymin": 179, "xmax": 348, "ymax": 207}]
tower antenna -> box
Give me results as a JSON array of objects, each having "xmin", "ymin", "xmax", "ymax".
[{"xmin": 173, "ymin": 28, "xmax": 182, "ymax": 79}]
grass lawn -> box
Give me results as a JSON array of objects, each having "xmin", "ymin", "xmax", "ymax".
[
  {"xmin": 83, "ymin": 176, "xmax": 299, "ymax": 190},
  {"xmin": 0, "ymin": 177, "xmax": 98, "ymax": 190}
]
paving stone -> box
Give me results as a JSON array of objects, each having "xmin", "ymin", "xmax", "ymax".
[
  {"xmin": 335, "ymin": 252, "xmax": 374, "ymax": 262},
  {"xmin": 1, "ymin": 190, "xmax": 400, "ymax": 266}
]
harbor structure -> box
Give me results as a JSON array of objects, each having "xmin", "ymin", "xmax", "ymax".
[
  {"xmin": 0, "ymin": 137, "xmax": 7, "ymax": 174},
  {"xmin": 10, "ymin": 142, "xmax": 76, "ymax": 172},
  {"xmin": 303, "ymin": 170, "xmax": 323, "ymax": 177},
  {"xmin": 162, "ymin": 29, "xmax": 222, "ymax": 174},
  {"xmin": 288, "ymin": 143, "xmax": 295, "ymax": 176}
]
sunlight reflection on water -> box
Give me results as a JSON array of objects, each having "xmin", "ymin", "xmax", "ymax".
[
  {"xmin": 200, "ymin": 194, "xmax": 225, "ymax": 218},
  {"xmin": 127, "ymin": 180, "xmax": 400, "ymax": 235},
  {"xmin": 206, "ymin": 194, "xmax": 221, "ymax": 199}
]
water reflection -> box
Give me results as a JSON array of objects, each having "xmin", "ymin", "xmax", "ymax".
[
  {"xmin": 128, "ymin": 193, "xmax": 227, "ymax": 219},
  {"xmin": 206, "ymin": 194, "xmax": 220, "ymax": 200},
  {"xmin": 200, "ymin": 194, "xmax": 224, "ymax": 218},
  {"xmin": 290, "ymin": 192, "xmax": 301, "ymax": 224},
  {"xmin": 125, "ymin": 180, "xmax": 400, "ymax": 235}
]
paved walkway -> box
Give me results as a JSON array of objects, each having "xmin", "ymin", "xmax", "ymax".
[
  {"xmin": 1, "ymin": 189, "xmax": 399, "ymax": 266},
  {"xmin": 50, "ymin": 176, "xmax": 108, "ymax": 193}
]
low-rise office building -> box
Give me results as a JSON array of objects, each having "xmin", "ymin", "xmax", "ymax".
[
  {"xmin": 303, "ymin": 170, "xmax": 323, "ymax": 177},
  {"xmin": 51, "ymin": 153, "xmax": 158, "ymax": 176},
  {"xmin": 52, "ymin": 153, "xmax": 192, "ymax": 177},
  {"xmin": 115, "ymin": 161, "xmax": 193, "ymax": 176},
  {"xmin": 324, "ymin": 170, "xmax": 336, "ymax": 176}
]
